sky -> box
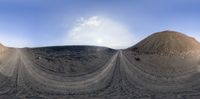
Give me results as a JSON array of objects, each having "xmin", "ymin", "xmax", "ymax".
[{"xmin": 0, "ymin": 0, "xmax": 200, "ymax": 49}]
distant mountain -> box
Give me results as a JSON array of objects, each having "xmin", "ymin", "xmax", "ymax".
[{"xmin": 127, "ymin": 30, "xmax": 200, "ymax": 56}]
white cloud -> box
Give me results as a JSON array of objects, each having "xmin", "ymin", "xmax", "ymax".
[{"xmin": 65, "ymin": 16, "xmax": 136, "ymax": 49}]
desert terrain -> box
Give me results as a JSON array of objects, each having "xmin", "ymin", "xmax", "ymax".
[{"xmin": 0, "ymin": 31, "xmax": 200, "ymax": 99}]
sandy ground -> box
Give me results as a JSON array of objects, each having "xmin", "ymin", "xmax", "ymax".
[{"xmin": 0, "ymin": 46, "xmax": 200, "ymax": 99}]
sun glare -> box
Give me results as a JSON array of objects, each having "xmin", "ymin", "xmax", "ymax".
[{"xmin": 65, "ymin": 16, "xmax": 135, "ymax": 49}]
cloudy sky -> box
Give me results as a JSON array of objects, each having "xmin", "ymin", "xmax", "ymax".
[{"xmin": 0, "ymin": 0, "xmax": 200, "ymax": 48}]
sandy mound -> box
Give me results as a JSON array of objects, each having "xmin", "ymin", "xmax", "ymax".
[
  {"xmin": 124, "ymin": 30, "xmax": 200, "ymax": 82},
  {"xmin": 0, "ymin": 43, "xmax": 5, "ymax": 53},
  {"xmin": 0, "ymin": 43, "xmax": 4, "ymax": 48},
  {"xmin": 128, "ymin": 30, "xmax": 200, "ymax": 56}
]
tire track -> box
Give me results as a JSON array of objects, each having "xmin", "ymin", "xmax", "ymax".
[{"xmin": 0, "ymin": 48, "xmax": 200, "ymax": 98}]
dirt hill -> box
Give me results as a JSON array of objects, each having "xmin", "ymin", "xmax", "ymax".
[
  {"xmin": 0, "ymin": 43, "xmax": 5, "ymax": 53},
  {"xmin": 128, "ymin": 30, "xmax": 200, "ymax": 56}
]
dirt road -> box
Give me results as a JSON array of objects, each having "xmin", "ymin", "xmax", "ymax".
[{"xmin": 0, "ymin": 48, "xmax": 200, "ymax": 99}]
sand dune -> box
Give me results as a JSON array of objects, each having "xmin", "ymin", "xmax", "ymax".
[{"xmin": 0, "ymin": 31, "xmax": 200, "ymax": 99}]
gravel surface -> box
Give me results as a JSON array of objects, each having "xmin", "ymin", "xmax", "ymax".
[
  {"xmin": 0, "ymin": 47, "xmax": 200, "ymax": 99},
  {"xmin": 0, "ymin": 32, "xmax": 200, "ymax": 99}
]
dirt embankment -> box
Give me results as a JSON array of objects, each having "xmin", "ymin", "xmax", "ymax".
[
  {"xmin": 128, "ymin": 30, "xmax": 200, "ymax": 56},
  {"xmin": 0, "ymin": 43, "xmax": 7, "ymax": 54}
]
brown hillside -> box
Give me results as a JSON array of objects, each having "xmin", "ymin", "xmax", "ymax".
[
  {"xmin": 128, "ymin": 30, "xmax": 200, "ymax": 56},
  {"xmin": 0, "ymin": 43, "xmax": 6, "ymax": 53}
]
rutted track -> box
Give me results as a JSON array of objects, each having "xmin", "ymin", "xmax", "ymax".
[{"xmin": 0, "ymin": 48, "xmax": 200, "ymax": 99}]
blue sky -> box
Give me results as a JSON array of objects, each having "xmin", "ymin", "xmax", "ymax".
[{"xmin": 0, "ymin": 0, "xmax": 200, "ymax": 48}]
